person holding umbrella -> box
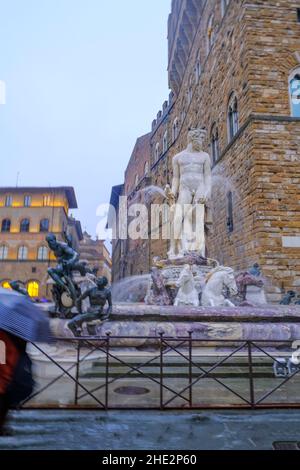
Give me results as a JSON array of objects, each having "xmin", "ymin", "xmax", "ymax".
[
  {"xmin": 0, "ymin": 287, "xmax": 50, "ymax": 434},
  {"xmin": 0, "ymin": 329, "xmax": 28, "ymax": 432}
]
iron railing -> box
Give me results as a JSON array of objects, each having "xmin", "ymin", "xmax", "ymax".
[{"xmin": 20, "ymin": 335, "xmax": 300, "ymax": 410}]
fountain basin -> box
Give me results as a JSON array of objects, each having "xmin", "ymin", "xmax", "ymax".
[{"xmin": 48, "ymin": 304, "xmax": 300, "ymax": 347}]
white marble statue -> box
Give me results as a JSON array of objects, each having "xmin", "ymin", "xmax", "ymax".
[
  {"xmin": 201, "ymin": 266, "xmax": 238, "ymax": 307},
  {"xmin": 165, "ymin": 128, "xmax": 212, "ymax": 259},
  {"xmin": 174, "ymin": 264, "xmax": 200, "ymax": 307}
]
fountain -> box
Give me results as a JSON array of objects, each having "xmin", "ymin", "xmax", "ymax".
[
  {"xmin": 102, "ymin": 128, "xmax": 300, "ymax": 346},
  {"xmin": 142, "ymin": 129, "xmax": 264, "ymax": 309},
  {"xmin": 112, "ymin": 275, "xmax": 150, "ymax": 303},
  {"xmin": 27, "ymin": 129, "xmax": 300, "ymax": 410},
  {"xmin": 42, "ymin": 129, "xmax": 300, "ymax": 346}
]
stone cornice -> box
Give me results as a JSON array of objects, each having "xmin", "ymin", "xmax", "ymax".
[{"xmin": 150, "ymin": 113, "xmax": 300, "ymax": 172}]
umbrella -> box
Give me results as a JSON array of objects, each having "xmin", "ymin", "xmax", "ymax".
[{"xmin": 0, "ymin": 288, "xmax": 51, "ymax": 343}]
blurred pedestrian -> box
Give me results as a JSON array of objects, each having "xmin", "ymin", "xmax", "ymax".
[
  {"xmin": 0, "ymin": 329, "xmax": 31, "ymax": 433},
  {"xmin": 0, "ymin": 287, "xmax": 50, "ymax": 433}
]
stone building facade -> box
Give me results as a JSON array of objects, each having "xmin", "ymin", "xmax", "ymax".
[
  {"xmin": 108, "ymin": 134, "xmax": 152, "ymax": 281},
  {"xmin": 107, "ymin": 184, "xmax": 124, "ymax": 282},
  {"xmin": 124, "ymin": 133, "xmax": 151, "ymax": 197},
  {"xmin": 0, "ymin": 186, "xmax": 83, "ymax": 299},
  {"xmin": 123, "ymin": 134, "xmax": 152, "ymax": 278},
  {"xmin": 110, "ymin": 0, "xmax": 300, "ymax": 301},
  {"xmin": 79, "ymin": 231, "xmax": 112, "ymax": 283}
]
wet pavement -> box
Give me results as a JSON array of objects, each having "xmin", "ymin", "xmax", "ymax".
[{"xmin": 0, "ymin": 410, "xmax": 300, "ymax": 450}]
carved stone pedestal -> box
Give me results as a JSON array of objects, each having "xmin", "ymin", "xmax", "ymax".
[{"xmin": 145, "ymin": 252, "xmax": 217, "ymax": 306}]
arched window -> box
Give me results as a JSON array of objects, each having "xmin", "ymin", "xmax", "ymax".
[
  {"xmin": 40, "ymin": 218, "xmax": 50, "ymax": 233},
  {"xmin": 207, "ymin": 15, "xmax": 215, "ymax": 53},
  {"xmin": 43, "ymin": 195, "xmax": 51, "ymax": 206},
  {"xmin": 172, "ymin": 118, "xmax": 179, "ymax": 142},
  {"xmin": 181, "ymin": 109, "xmax": 186, "ymax": 124},
  {"xmin": 27, "ymin": 281, "xmax": 39, "ymax": 298},
  {"xmin": 187, "ymin": 76, "xmax": 193, "ymax": 104},
  {"xmin": 211, "ymin": 124, "xmax": 220, "ymax": 164},
  {"xmin": 24, "ymin": 195, "xmax": 31, "ymax": 207},
  {"xmin": 144, "ymin": 161, "xmax": 149, "ymax": 176},
  {"xmin": 228, "ymin": 94, "xmax": 239, "ymax": 141},
  {"xmin": 221, "ymin": 0, "xmax": 229, "ymax": 18},
  {"xmin": 195, "ymin": 57, "xmax": 201, "ymax": 82},
  {"xmin": 1, "ymin": 281, "xmax": 11, "ymax": 290},
  {"xmin": 135, "ymin": 174, "xmax": 139, "ymax": 187},
  {"xmin": 155, "ymin": 142, "xmax": 160, "ymax": 161},
  {"xmin": 1, "ymin": 219, "xmax": 11, "ymax": 233},
  {"xmin": 18, "ymin": 246, "xmax": 28, "ymax": 261},
  {"xmin": 0, "ymin": 245, "xmax": 8, "ymax": 260},
  {"xmin": 20, "ymin": 218, "xmax": 30, "ymax": 233},
  {"xmin": 289, "ymin": 68, "xmax": 300, "ymax": 117},
  {"xmin": 227, "ymin": 191, "xmax": 234, "ymax": 233},
  {"xmin": 187, "ymin": 86, "xmax": 192, "ymax": 105},
  {"xmin": 38, "ymin": 246, "xmax": 48, "ymax": 261},
  {"xmin": 163, "ymin": 131, "xmax": 168, "ymax": 153},
  {"xmin": 5, "ymin": 195, "xmax": 12, "ymax": 207}
]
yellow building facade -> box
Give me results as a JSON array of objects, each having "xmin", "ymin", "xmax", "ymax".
[{"xmin": 0, "ymin": 186, "xmax": 82, "ymax": 299}]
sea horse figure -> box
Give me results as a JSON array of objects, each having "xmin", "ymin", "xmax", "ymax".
[
  {"xmin": 174, "ymin": 265, "xmax": 199, "ymax": 307},
  {"xmin": 201, "ymin": 266, "xmax": 238, "ymax": 307}
]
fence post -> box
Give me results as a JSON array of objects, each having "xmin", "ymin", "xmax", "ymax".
[
  {"xmin": 105, "ymin": 333, "xmax": 110, "ymax": 410},
  {"xmin": 74, "ymin": 342, "xmax": 81, "ymax": 406},
  {"xmin": 247, "ymin": 341, "xmax": 255, "ymax": 408},
  {"xmin": 159, "ymin": 332, "xmax": 164, "ymax": 410},
  {"xmin": 189, "ymin": 331, "xmax": 193, "ymax": 407}
]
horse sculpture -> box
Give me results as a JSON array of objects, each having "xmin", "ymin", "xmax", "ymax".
[
  {"xmin": 235, "ymin": 271, "xmax": 264, "ymax": 303},
  {"xmin": 201, "ymin": 266, "xmax": 238, "ymax": 307},
  {"xmin": 174, "ymin": 264, "xmax": 199, "ymax": 307}
]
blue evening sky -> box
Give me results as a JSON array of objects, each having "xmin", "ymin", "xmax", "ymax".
[{"xmin": 0, "ymin": 0, "xmax": 170, "ymax": 235}]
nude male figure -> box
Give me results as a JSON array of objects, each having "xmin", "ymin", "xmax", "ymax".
[{"xmin": 165, "ymin": 128, "xmax": 212, "ymax": 258}]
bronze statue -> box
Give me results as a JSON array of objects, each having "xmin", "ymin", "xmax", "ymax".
[
  {"xmin": 9, "ymin": 281, "xmax": 29, "ymax": 297},
  {"xmin": 46, "ymin": 234, "xmax": 88, "ymax": 318},
  {"xmin": 249, "ymin": 263, "xmax": 261, "ymax": 277},
  {"xmin": 280, "ymin": 290, "xmax": 296, "ymax": 305},
  {"xmin": 67, "ymin": 277, "xmax": 112, "ymax": 336},
  {"xmin": 47, "ymin": 234, "xmax": 79, "ymax": 290}
]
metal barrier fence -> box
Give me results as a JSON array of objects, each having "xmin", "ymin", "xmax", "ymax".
[{"xmin": 21, "ymin": 335, "xmax": 300, "ymax": 410}]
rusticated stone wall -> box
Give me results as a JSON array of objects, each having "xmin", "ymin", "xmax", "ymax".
[
  {"xmin": 121, "ymin": 134, "xmax": 152, "ymax": 278},
  {"xmin": 113, "ymin": 0, "xmax": 300, "ymax": 301},
  {"xmin": 148, "ymin": 0, "xmax": 300, "ymax": 301},
  {"xmin": 251, "ymin": 118, "xmax": 300, "ymax": 300},
  {"xmin": 150, "ymin": 0, "xmax": 255, "ymax": 272}
]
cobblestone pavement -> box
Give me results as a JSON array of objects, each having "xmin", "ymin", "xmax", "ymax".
[{"xmin": 0, "ymin": 410, "xmax": 300, "ymax": 450}]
